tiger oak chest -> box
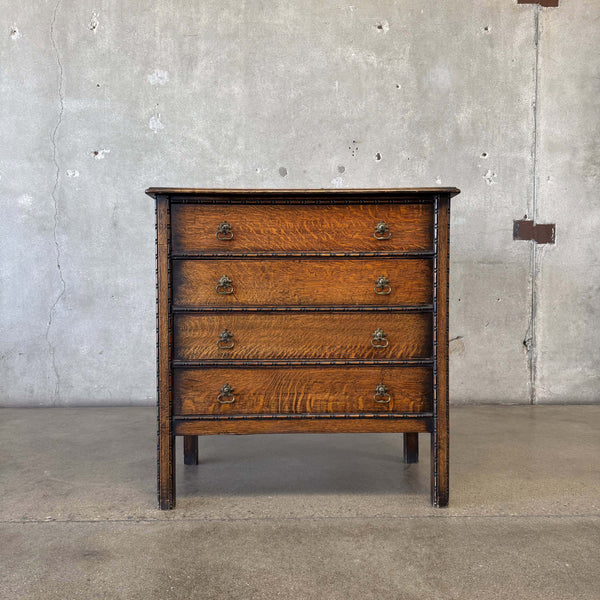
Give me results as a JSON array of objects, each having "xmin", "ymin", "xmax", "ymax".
[{"xmin": 148, "ymin": 188, "xmax": 459, "ymax": 509}]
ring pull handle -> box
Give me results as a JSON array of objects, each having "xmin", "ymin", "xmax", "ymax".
[
  {"xmin": 216, "ymin": 274, "xmax": 234, "ymax": 295},
  {"xmin": 217, "ymin": 383, "xmax": 235, "ymax": 404},
  {"xmin": 216, "ymin": 221, "xmax": 234, "ymax": 241},
  {"xmin": 374, "ymin": 221, "xmax": 391, "ymax": 240},
  {"xmin": 374, "ymin": 383, "xmax": 391, "ymax": 404},
  {"xmin": 371, "ymin": 327, "xmax": 389, "ymax": 349},
  {"xmin": 374, "ymin": 276, "xmax": 392, "ymax": 295},
  {"xmin": 217, "ymin": 329, "xmax": 235, "ymax": 350}
]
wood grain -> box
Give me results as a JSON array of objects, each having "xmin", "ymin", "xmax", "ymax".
[
  {"xmin": 173, "ymin": 258, "xmax": 432, "ymax": 307},
  {"xmin": 174, "ymin": 417, "xmax": 431, "ymax": 435},
  {"xmin": 171, "ymin": 204, "xmax": 434, "ymax": 254},
  {"xmin": 432, "ymin": 194, "xmax": 450, "ymax": 508},
  {"xmin": 156, "ymin": 195, "xmax": 174, "ymax": 510},
  {"xmin": 173, "ymin": 366, "xmax": 432, "ymax": 415},
  {"xmin": 174, "ymin": 312, "xmax": 432, "ymax": 360}
]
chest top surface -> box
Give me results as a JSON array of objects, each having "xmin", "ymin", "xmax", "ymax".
[{"xmin": 147, "ymin": 187, "xmax": 460, "ymax": 200}]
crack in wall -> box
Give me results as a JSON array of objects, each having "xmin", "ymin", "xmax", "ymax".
[
  {"xmin": 46, "ymin": 0, "xmax": 66, "ymax": 406},
  {"xmin": 527, "ymin": 6, "xmax": 541, "ymax": 405},
  {"xmin": 526, "ymin": 5, "xmax": 540, "ymax": 404}
]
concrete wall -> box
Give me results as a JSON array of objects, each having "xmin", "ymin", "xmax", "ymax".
[{"xmin": 1, "ymin": 0, "xmax": 598, "ymax": 406}]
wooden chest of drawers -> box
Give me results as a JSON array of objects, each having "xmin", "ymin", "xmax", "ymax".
[{"xmin": 147, "ymin": 188, "xmax": 459, "ymax": 509}]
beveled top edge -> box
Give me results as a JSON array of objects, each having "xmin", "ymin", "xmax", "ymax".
[{"xmin": 145, "ymin": 187, "xmax": 460, "ymax": 198}]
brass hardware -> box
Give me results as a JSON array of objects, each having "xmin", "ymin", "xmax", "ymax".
[
  {"xmin": 374, "ymin": 383, "xmax": 391, "ymax": 404},
  {"xmin": 374, "ymin": 221, "xmax": 391, "ymax": 240},
  {"xmin": 217, "ymin": 383, "xmax": 235, "ymax": 404},
  {"xmin": 371, "ymin": 327, "xmax": 389, "ymax": 348},
  {"xmin": 216, "ymin": 221, "xmax": 234, "ymax": 240},
  {"xmin": 217, "ymin": 329, "xmax": 234, "ymax": 350},
  {"xmin": 374, "ymin": 276, "xmax": 391, "ymax": 295},
  {"xmin": 216, "ymin": 274, "xmax": 234, "ymax": 295}
]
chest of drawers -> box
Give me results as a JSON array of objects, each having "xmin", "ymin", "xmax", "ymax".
[{"xmin": 147, "ymin": 188, "xmax": 459, "ymax": 509}]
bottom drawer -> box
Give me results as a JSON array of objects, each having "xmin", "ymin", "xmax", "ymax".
[{"xmin": 173, "ymin": 367, "xmax": 432, "ymax": 415}]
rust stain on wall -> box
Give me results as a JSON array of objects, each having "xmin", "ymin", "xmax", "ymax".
[
  {"xmin": 517, "ymin": 0, "xmax": 559, "ymax": 7},
  {"xmin": 513, "ymin": 220, "xmax": 556, "ymax": 244}
]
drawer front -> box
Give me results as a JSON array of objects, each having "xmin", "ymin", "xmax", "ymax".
[
  {"xmin": 173, "ymin": 258, "xmax": 432, "ymax": 307},
  {"xmin": 174, "ymin": 312, "xmax": 432, "ymax": 361},
  {"xmin": 171, "ymin": 203, "xmax": 433, "ymax": 254},
  {"xmin": 174, "ymin": 367, "xmax": 432, "ymax": 415}
]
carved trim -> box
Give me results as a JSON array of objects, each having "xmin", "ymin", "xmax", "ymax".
[
  {"xmin": 432, "ymin": 195, "xmax": 439, "ymax": 504},
  {"xmin": 170, "ymin": 197, "xmax": 436, "ymax": 206},
  {"xmin": 173, "ymin": 412, "xmax": 433, "ymax": 421},
  {"xmin": 431, "ymin": 193, "xmax": 451, "ymax": 507},
  {"xmin": 172, "ymin": 359, "xmax": 434, "ymax": 368},
  {"xmin": 156, "ymin": 194, "xmax": 175, "ymax": 509},
  {"xmin": 171, "ymin": 251, "xmax": 435, "ymax": 259},
  {"xmin": 156, "ymin": 203, "xmax": 162, "ymax": 506},
  {"xmin": 172, "ymin": 305, "xmax": 434, "ymax": 313}
]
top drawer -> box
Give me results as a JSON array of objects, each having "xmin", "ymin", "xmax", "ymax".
[{"xmin": 171, "ymin": 203, "xmax": 433, "ymax": 254}]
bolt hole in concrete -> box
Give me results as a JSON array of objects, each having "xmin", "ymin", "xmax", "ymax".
[
  {"xmin": 375, "ymin": 20, "xmax": 389, "ymax": 33},
  {"xmin": 89, "ymin": 12, "xmax": 99, "ymax": 33},
  {"xmin": 91, "ymin": 149, "xmax": 110, "ymax": 160},
  {"xmin": 481, "ymin": 152, "xmax": 488, "ymax": 158},
  {"xmin": 375, "ymin": 153, "xmax": 382, "ymax": 161}
]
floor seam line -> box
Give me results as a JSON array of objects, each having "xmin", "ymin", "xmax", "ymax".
[{"xmin": 4, "ymin": 513, "xmax": 600, "ymax": 525}]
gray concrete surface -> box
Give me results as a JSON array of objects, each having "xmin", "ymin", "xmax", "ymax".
[
  {"xmin": 535, "ymin": 1, "xmax": 600, "ymax": 402},
  {"xmin": 1, "ymin": 406, "xmax": 599, "ymax": 599},
  {"xmin": 1, "ymin": 1, "xmax": 598, "ymax": 406}
]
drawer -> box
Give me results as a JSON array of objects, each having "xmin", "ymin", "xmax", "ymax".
[
  {"xmin": 174, "ymin": 312, "xmax": 432, "ymax": 361},
  {"xmin": 171, "ymin": 203, "xmax": 433, "ymax": 254},
  {"xmin": 173, "ymin": 258, "xmax": 433, "ymax": 307},
  {"xmin": 173, "ymin": 367, "xmax": 433, "ymax": 415}
]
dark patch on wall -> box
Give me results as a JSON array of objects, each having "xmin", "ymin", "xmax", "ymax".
[
  {"xmin": 517, "ymin": 0, "xmax": 559, "ymax": 7},
  {"xmin": 513, "ymin": 220, "xmax": 556, "ymax": 244}
]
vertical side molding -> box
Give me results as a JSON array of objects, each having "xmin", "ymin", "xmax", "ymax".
[
  {"xmin": 156, "ymin": 195, "xmax": 175, "ymax": 509},
  {"xmin": 432, "ymin": 194, "xmax": 450, "ymax": 507}
]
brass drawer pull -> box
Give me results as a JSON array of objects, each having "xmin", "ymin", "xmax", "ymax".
[
  {"xmin": 374, "ymin": 221, "xmax": 391, "ymax": 240},
  {"xmin": 216, "ymin": 274, "xmax": 234, "ymax": 295},
  {"xmin": 217, "ymin": 383, "xmax": 235, "ymax": 404},
  {"xmin": 371, "ymin": 327, "xmax": 389, "ymax": 348},
  {"xmin": 217, "ymin": 329, "xmax": 234, "ymax": 350},
  {"xmin": 374, "ymin": 276, "xmax": 391, "ymax": 295},
  {"xmin": 216, "ymin": 221, "xmax": 234, "ymax": 240},
  {"xmin": 374, "ymin": 383, "xmax": 391, "ymax": 404}
]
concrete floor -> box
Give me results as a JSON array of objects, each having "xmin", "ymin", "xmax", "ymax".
[{"xmin": 1, "ymin": 406, "xmax": 599, "ymax": 599}]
